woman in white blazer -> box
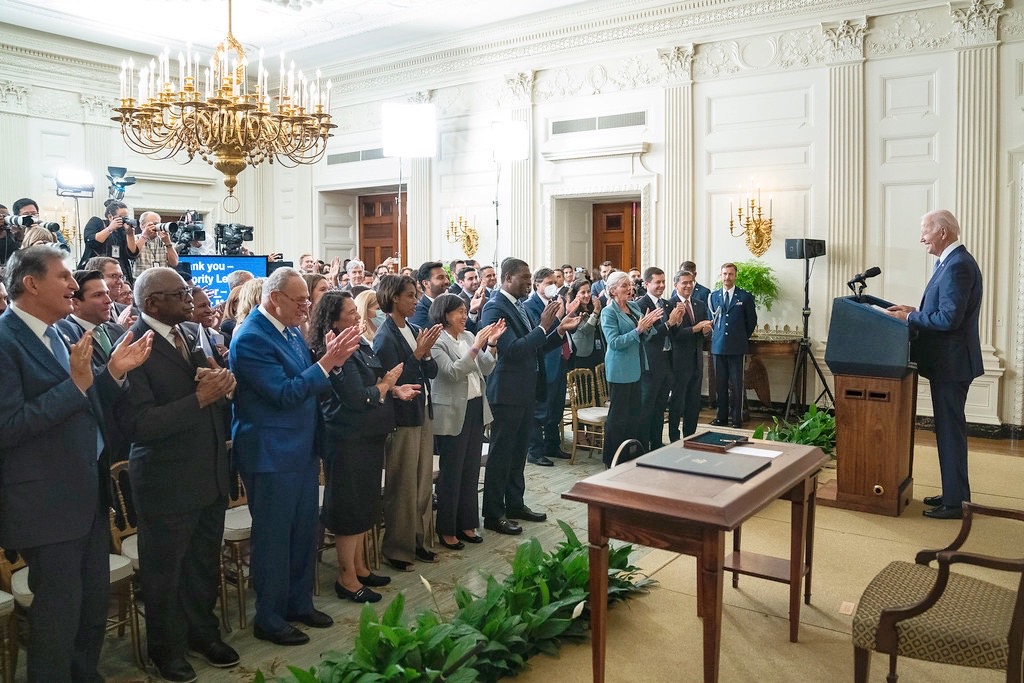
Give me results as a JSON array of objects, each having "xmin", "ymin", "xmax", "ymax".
[{"xmin": 429, "ymin": 294, "xmax": 506, "ymax": 549}]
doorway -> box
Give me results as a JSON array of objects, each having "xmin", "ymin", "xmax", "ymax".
[
  {"xmin": 592, "ymin": 201, "xmax": 640, "ymax": 271},
  {"xmin": 359, "ymin": 192, "xmax": 407, "ymax": 269}
]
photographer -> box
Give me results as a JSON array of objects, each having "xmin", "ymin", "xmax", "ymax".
[
  {"xmin": 132, "ymin": 211, "xmax": 178, "ymax": 277},
  {"xmin": 83, "ymin": 199, "xmax": 139, "ymax": 285},
  {"xmin": 1, "ymin": 204, "xmax": 26, "ymax": 262}
]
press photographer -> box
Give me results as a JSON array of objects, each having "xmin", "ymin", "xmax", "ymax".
[
  {"xmin": 132, "ymin": 211, "xmax": 179, "ymax": 277},
  {"xmin": 0, "ymin": 204, "xmax": 28, "ymax": 262},
  {"xmin": 82, "ymin": 198, "xmax": 139, "ymax": 284},
  {"xmin": 10, "ymin": 197, "xmax": 71, "ymax": 254}
]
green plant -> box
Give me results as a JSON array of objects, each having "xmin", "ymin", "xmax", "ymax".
[
  {"xmin": 715, "ymin": 259, "xmax": 781, "ymax": 311},
  {"xmin": 265, "ymin": 521, "xmax": 653, "ymax": 683},
  {"xmin": 752, "ymin": 404, "xmax": 836, "ymax": 457}
]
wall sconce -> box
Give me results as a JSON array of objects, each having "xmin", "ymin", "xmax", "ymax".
[
  {"xmin": 729, "ymin": 189, "xmax": 773, "ymax": 257},
  {"xmin": 446, "ymin": 213, "xmax": 479, "ymax": 259}
]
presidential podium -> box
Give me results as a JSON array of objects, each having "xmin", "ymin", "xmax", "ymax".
[{"xmin": 822, "ymin": 295, "xmax": 917, "ymax": 516}]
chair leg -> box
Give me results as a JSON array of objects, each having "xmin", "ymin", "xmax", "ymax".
[
  {"xmin": 126, "ymin": 581, "xmax": 144, "ymax": 669},
  {"xmin": 218, "ymin": 556, "xmax": 231, "ymax": 634},
  {"xmin": 570, "ymin": 417, "xmax": 579, "ymax": 465},
  {"xmin": 232, "ymin": 543, "xmax": 247, "ymax": 630},
  {"xmin": 853, "ymin": 646, "xmax": 870, "ymax": 683},
  {"xmin": 886, "ymin": 652, "xmax": 899, "ymax": 683}
]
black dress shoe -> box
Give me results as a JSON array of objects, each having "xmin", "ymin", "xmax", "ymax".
[
  {"xmin": 334, "ymin": 582, "xmax": 382, "ymax": 603},
  {"xmin": 415, "ymin": 546, "xmax": 439, "ymax": 562},
  {"xmin": 153, "ymin": 657, "xmax": 197, "ymax": 683},
  {"xmin": 923, "ymin": 505, "xmax": 963, "ymax": 520},
  {"xmin": 357, "ymin": 572, "xmax": 392, "ymax": 587},
  {"xmin": 548, "ymin": 449, "xmax": 572, "ymax": 460},
  {"xmin": 437, "ymin": 533, "xmax": 465, "ymax": 550},
  {"xmin": 730, "ymin": 421, "xmax": 743, "ymax": 428},
  {"xmin": 527, "ymin": 454, "xmax": 554, "ymax": 466},
  {"xmin": 253, "ymin": 623, "xmax": 310, "ymax": 646},
  {"xmin": 483, "ymin": 517, "xmax": 522, "ymax": 535},
  {"xmin": 286, "ymin": 608, "xmax": 333, "ymax": 628},
  {"xmin": 188, "ymin": 640, "xmax": 239, "ymax": 668},
  {"xmin": 923, "ymin": 494, "xmax": 944, "ymax": 507},
  {"xmin": 709, "ymin": 418, "xmax": 728, "ymax": 426},
  {"xmin": 456, "ymin": 530, "xmax": 484, "ymax": 544},
  {"xmin": 507, "ymin": 505, "xmax": 547, "ymax": 522}
]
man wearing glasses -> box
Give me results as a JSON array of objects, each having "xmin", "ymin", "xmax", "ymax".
[
  {"xmin": 115, "ymin": 267, "xmax": 238, "ymax": 681},
  {"xmin": 229, "ymin": 268, "xmax": 360, "ymax": 646}
]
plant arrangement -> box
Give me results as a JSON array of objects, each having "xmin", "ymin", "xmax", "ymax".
[
  {"xmin": 715, "ymin": 259, "xmax": 781, "ymax": 311},
  {"xmin": 259, "ymin": 521, "xmax": 653, "ymax": 682},
  {"xmin": 752, "ymin": 404, "xmax": 836, "ymax": 457}
]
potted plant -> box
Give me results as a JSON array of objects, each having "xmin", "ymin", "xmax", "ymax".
[
  {"xmin": 752, "ymin": 404, "xmax": 836, "ymax": 458},
  {"xmin": 715, "ymin": 259, "xmax": 781, "ymax": 311}
]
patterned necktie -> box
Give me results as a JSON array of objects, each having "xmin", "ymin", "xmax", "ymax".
[
  {"xmin": 515, "ymin": 300, "xmax": 532, "ymax": 329},
  {"xmin": 44, "ymin": 326, "xmax": 71, "ymax": 372},
  {"xmin": 684, "ymin": 299, "xmax": 695, "ymax": 324},
  {"xmin": 171, "ymin": 326, "xmax": 190, "ymax": 362}
]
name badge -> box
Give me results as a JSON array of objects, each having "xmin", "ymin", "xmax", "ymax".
[{"xmin": 111, "ymin": 246, "xmax": 120, "ymax": 258}]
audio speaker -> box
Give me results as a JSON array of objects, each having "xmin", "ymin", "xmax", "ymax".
[{"xmin": 785, "ymin": 238, "xmax": 826, "ymax": 259}]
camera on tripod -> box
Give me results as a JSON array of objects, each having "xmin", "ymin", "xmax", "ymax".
[
  {"xmin": 214, "ymin": 223, "xmax": 254, "ymax": 255},
  {"xmin": 171, "ymin": 210, "xmax": 206, "ymax": 249}
]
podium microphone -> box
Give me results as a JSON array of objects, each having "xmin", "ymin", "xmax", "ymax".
[{"xmin": 847, "ymin": 266, "xmax": 881, "ymax": 293}]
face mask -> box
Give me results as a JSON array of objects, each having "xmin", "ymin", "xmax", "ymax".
[
  {"xmin": 373, "ymin": 310, "xmax": 386, "ymax": 327},
  {"xmin": 543, "ymin": 284, "xmax": 559, "ymax": 300}
]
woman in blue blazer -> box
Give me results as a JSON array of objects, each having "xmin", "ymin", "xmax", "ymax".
[{"xmin": 599, "ymin": 271, "xmax": 664, "ymax": 467}]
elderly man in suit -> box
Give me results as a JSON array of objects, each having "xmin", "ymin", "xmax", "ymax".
[
  {"xmin": 886, "ymin": 210, "xmax": 983, "ymax": 520},
  {"xmin": 0, "ymin": 245, "xmax": 152, "ymax": 682},
  {"xmin": 115, "ymin": 268, "xmax": 238, "ymax": 682},
  {"xmin": 478, "ymin": 258, "xmax": 579, "ymax": 535},
  {"xmin": 708, "ymin": 262, "xmax": 757, "ymax": 428},
  {"xmin": 667, "ymin": 269, "xmax": 712, "ymax": 440},
  {"xmin": 229, "ymin": 267, "xmax": 360, "ymax": 645}
]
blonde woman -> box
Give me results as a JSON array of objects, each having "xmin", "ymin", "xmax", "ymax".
[
  {"xmin": 354, "ymin": 289, "xmax": 384, "ymax": 343},
  {"xmin": 20, "ymin": 226, "xmax": 56, "ymax": 248},
  {"xmin": 234, "ymin": 277, "xmax": 266, "ymax": 326}
]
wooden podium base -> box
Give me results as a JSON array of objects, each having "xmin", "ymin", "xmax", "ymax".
[{"xmin": 816, "ymin": 475, "xmax": 913, "ymax": 517}]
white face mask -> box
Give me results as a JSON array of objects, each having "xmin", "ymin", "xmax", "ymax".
[
  {"xmin": 373, "ymin": 310, "xmax": 386, "ymax": 327},
  {"xmin": 543, "ymin": 284, "xmax": 559, "ymax": 300}
]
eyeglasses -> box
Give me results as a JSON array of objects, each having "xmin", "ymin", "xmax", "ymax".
[
  {"xmin": 278, "ymin": 292, "xmax": 312, "ymax": 307},
  {"xmin": 105, "ymin": 273, "xmax": 127, "ymax": 281},
  {"xmin": 150, "ymin": 288, "xmax": 193, "ymax": 301}
]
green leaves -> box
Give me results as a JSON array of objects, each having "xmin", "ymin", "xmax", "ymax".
[
  {"xmin": 262, "ymin": 522, "xmax": 653, "ymax": 683},
  {"xmin": 714, "ymin": 259, "xmax": 781, "ymax": 311},
  {"xmin": 753, "ymin": 404, "xmax": 836, "ymax": 457}
]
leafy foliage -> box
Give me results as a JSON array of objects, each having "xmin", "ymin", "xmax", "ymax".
[
  {"xmin": 268, "ymin": 521, "xmax": 652, "ymax": 682},
  {"xmin": 752, "ymin": 404, "xmax": 836, "ymax": 457},
  {"xmin": 715, "ymin": 259, "xmax": 781, "ymax": 311}
]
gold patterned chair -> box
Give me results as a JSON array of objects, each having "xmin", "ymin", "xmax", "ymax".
[
  {"xmin": 852, "ymin": 502, "xmax": 1024, "ymax": 683},
  {"xmin": 593, "ymin": 362, "xmax": 610, "ymax": 407},
  {"xmin": 222, "ymin": 471, "xmax": 252, "ymax": 629},
  {"xmin": 566, "ymin": 368, "xmax": 608, "ymax": 464}
]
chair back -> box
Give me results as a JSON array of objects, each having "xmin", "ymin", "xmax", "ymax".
[
  {"xmin": 109, "ymin": 460, "xmax": 137, "ymax": 553},
  {"xmin": 594, "ymin": 363, "xmax": 609, "ymax": 406},
  {"xmin": 229, "ymin": 470, "xmax": 248, "ymax": 508},
  {"xmin": 567, "ymin": 368, "xmax": 598, "ymax": 411},
  {"xmin": 610, "ymin": 438, "xmax": 645, "ymax": 468}
]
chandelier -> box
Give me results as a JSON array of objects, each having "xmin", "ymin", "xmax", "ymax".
[
  {"xmin": 111, "ymin": 0, "xmax": 335, "ymax": 211},
  {"xmin": 728, "ymin": 188, "xmax": 773, "ymax": 258}
]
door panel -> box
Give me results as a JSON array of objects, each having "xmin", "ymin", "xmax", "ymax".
[
  {"xmin": 592, "ymin": 202, "xmax": 639, "ymax": 271},
  {"xmin": 359, "ymin": 193, "xmax": 407, "ymax": 269}
]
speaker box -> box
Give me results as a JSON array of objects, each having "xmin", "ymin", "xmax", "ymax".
[{"xmin": 785, "ymin": 238, "xmax": 826, "ymax": 260}]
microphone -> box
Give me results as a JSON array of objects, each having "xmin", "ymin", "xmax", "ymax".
[{"xmin": 847, "ymin": 266, "xmax": 881, "ymax": 291}]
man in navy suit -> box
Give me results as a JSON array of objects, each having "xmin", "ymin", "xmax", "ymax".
[
  {"xmin": 56, "ymin": 269, "xmax": 119, "ymax": 370},
  {"xmin": 229, "ymin": 267, "xmax": 360, "ymax": 645},
  {"xmin": 680, "ymin": 260, "xmax": 712, "ymax": 308},
  {"xmin": 478, "ymin": 258, "xmax": 578, "ymax": 535},
  {"xmin": 409, "ymin": 261, "xmax": 449, "ymax": 328},
  {"xmin": 636, "ymin": 267, "xmax": 684, "ymax": 450},
  {"xmin": 667, "ymin": 269, "xmax": 712, "ymax": 440},
  {"xmin": 886, "ymin": 210, "xmax": 983, "ymax": 520},
  {"xmin": 0, "ymin": 245, "xmax": 152, "ymax": 682},
  {"xmin": 708, "ymin": 262, "xmax": 757, "ymax": 427}
]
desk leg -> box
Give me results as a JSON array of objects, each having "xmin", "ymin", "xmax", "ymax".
[
  {"xmin": 789, "ymin": 488, "xmax": 809, "ymax": 643},
  {"xmin": 731, "ymin": 525, "xmax": 741, "ymax": 589},
  {"xmin": 699, "ymin": 529, "xmax": 724, "ymax": 683},
  {"xmin": 588, "ymin": 507, "xmax": 610, "ymax": 683},
  {"xmin": 804, "ymin": 480, "xmax": 818, "ymax": 606}
]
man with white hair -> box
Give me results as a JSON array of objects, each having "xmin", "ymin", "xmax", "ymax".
[
  {"xmin": 226, "ymin": 269, "xmax": 254, "ymax": 291},
  {"xmin": 341, "ymin": 259, "xmax": 365, "ymax": 291},
  {"xmin": 229, "ymin": 267, "xmax": 360, "ymax": 645},
  {"xmin": 132, "ymin": 211, "xmax": 179, "ymax": 277}
]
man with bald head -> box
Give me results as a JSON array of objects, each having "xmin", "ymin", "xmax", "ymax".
[
  {"xmin": 133, "ymin": 212, "xmax": 179, "ymax": 278},
  {"xmin": 886, "ymin": 209, "xmax": 983, "ymax": 520},
  {"xmin": 116, "ymin": 267, "xmax": 238, "ymax": 680}
]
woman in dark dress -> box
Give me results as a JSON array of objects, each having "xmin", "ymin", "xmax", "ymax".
[{"xmin": 310, "ymin": 290, "xmax": 421, "ymax": 603}]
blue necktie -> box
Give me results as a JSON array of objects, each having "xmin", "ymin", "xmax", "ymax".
[
  {"xmin": 46, "ymin": 326, "xmax": 104, "ymax": 459},
  {"xmin": 287, "ymin": 328, "xmax": 308, "ymax": 363},
  {"xmin": 515, "ymin": 300, "xmax": 532, "ymax": 329}
]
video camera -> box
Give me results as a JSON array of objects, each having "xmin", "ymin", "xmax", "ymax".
[
  {"xmin": 215, "ymin": 223, "xmax": 254, "ymax": 256},
  {"xmin": 171, "ymin": 210, "xmax": 206, "ymax": 250}
]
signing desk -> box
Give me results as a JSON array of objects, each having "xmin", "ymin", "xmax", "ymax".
[{"xmin": 563, "ymin": 442, "xmax": 828, "ymax": 683}]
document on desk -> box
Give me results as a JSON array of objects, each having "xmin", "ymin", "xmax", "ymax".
[
  {"xmin": 636, "ymin": 447, "xmax": 771, "ymax": 481},
  {"xmin": 727, "ymin": 445, "xmax": 784, "ymax": 459}
]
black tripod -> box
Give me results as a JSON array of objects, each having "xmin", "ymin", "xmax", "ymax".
[{"xmin": 782, "ymin": 255, "xmax": 834, "ymax": 421}]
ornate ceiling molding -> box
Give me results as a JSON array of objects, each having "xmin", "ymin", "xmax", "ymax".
[{"xmin": 503, "ymin": 71, "xmax": 535, "ymax": 107}]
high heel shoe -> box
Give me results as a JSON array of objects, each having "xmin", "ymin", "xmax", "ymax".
[
  {"xmin": 334, "ymin": 581, "xmax": 381, "ymax": 603},
  {"xmin": 456, "ymin": 530, "xmax": 484, "ymax": 544},
  {"xmin": 436, "ymin": 533, "xmax": 464, "ymax": 550}
]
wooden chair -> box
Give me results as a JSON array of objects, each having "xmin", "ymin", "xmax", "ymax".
[
  {"xmin": 610, "ymin": 439, "xmax": 645, "ymax": 468},
  {"xmin": 852, "ymin": 502, "xmax": 1024, "ymax": 682},
  {"xmin": 222, "ymin": 471, "xmax": 251, "ymax": 629},
  {"xmin": 566, "ymin": 368, "xmax": 608, "ymax": 464},
  {"xmin": 594, "ymin": 363, "xmax": 610, "ymax": 407}
]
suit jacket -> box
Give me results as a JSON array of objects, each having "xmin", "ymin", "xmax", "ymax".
[
  {"xmin": 430, "ymin": 330, "xmax": 495, "ymax": 436},
  {"xmin": 479, "ymin": 291, "xmax": 563, "ymax": 406},
  {"xmin": 708, "ymin": 287, "xmax": 757, "ymax": 356},
  {"xmin": 636, "ymin": 294, "xmax": 673, "ymax": 375},
  {"xmin": 182, "ymin": 321, "xmax": 228, "ymax": 368},
  {"xmin": 908, "ymin": 244, "xmax": 983, "ymax": 383},
  {"xmin": 229, "ymin": 307, "xmax": 330, "ymax": 474},
  {"xmin": 569, "ymin": 312, "xmax": 601, "ymax": 358},
  {"xmin": 600, "ymin": 300, "xmax": 653, "ymax": 384},
  {"xmin": 321, "ymin": 340, "xmax": 395, "ymax": 439},
  {"xmin": 523, "ymin": 293, "xmax": 566, "ymax": 383},
  {"xmin": 0, "ymin": 308, "xmax": 125, "ymax": 550},
  {"xmin": 56, "ymin": 316, "xmax": 114, "ymax": 370},
  {"xmin": 409, "ymin": 295, "xmax": 432, "ymax": 329},
  {"xmin": 668, "ymin": 292, "xmax": 708, "ymax": 380},
  {"xmin": 692, "ymin": 282, "xmax": 711, "ymax": 308},
  {"xmin": 372, "ymin": 316, "xmax": 438, "ymax": 426},
  {"xmin": 115, "ymin": 319, "xmax": 231, "ymax": 515}
]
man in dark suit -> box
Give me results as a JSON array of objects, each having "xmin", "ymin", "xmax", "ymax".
[
  {"xmin": 680, "ymin": 260, "xmax": 712, "ymax": 308},
  {"xmin": 409, "ymin": 261, "xmax": 449, "ymax": 328},
  {"xmin": 478, "ymin": 264, "xmax": 497, "ymax": 299},
  {"xmin": 229, "ymin": 267, "xmax": 360, "ymax": 645},
  {"xmin": 478, "ymin": 258, "xmax": 578, "ymax": 535},
  {"xmin": 0, "ymin": 245, "xmax": 152, "ymax": 682},
  {"xmin": 886, "ymin": 210, "xmax": 983, "ymax": 520},
  {"xmin": 56, "ymin": 269, "xmax": 119, "ymax": 370},
  {"xmin": 115, "ymin": 268, "xmax": 238, "ymax": 681},
  {"xmin": 708, "ymin": 262, "xmax": 757, "ymax": 427},
  {"xmin": 636, "ymin": 267, "xmax": 684, "ymax": 450},
  {"xmin": 454, "ymin": 266, "xmax": 484, "ymax": 333},
  {"xmin": 85, "ymin": 255, "xmax": 138, "ymax": 329},
  {"xmin": 667, "ymin": 269, "xmax": 712, "ymax": 440}
]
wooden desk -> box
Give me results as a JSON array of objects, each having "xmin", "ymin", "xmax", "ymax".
[{"xmin": 563, "ymin": 442, "xmax": 827, "ymax": 683}]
